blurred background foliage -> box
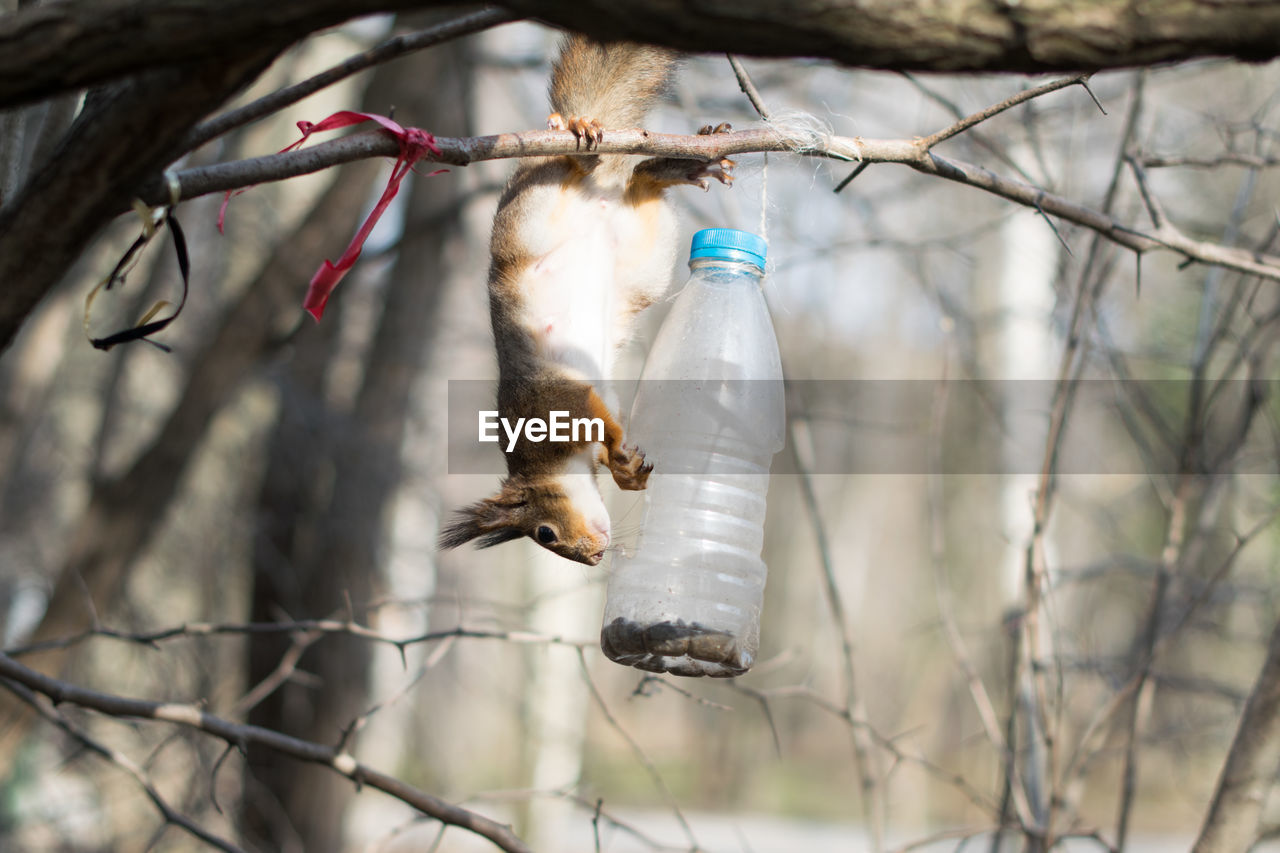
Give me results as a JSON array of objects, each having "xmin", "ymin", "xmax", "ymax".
[{"xmin": 3, "ymin": 13, "xmax": 1280, "ymax": 853}]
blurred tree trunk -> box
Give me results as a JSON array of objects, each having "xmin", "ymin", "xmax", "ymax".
[
  {"xmin": 1192, "ymin": 616, "xmax": 1280, "ymax": 853},
  {"xmin": 241, "ymin": 24, "xmax": 473, "ymax": 852},
  {"xmin": 0, "ymin": 154, "xmax": 379, "ymax": 781}
]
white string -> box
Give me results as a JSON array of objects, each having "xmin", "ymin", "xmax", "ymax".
[{"xmin": 759, "ymin": 151, "xmax": 769, "ymax": 249}]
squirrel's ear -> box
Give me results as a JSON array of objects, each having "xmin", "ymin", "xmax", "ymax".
[{"xmin": 437, "ymin": 492, "xmax": 525, "ymax": 551}]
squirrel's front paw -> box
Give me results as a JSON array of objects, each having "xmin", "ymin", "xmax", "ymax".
[
  {"xmin": 609, "ymin": 443, "xmax": 653, "ymax": 491},
  {"xmin": 548, "ymin": 112, "xmax": 604, "ymax": 149}
]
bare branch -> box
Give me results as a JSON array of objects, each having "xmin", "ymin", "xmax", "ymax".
[
  {"xmin": 1059, "ymin": 510, "xmax": 1280, "ymax": 808},
  {"xmin": 230, "ymin": 629, "xmax": 323, "ymax": 718},
  {"xmin": 740, "ymin": 683, "xmax": 1001, "ymax": 818},
  {"xmin": 183, "ymin": 8, "xmax": 517, "ymax": 151},
  {"xmin": 5, "ymin": 619, "xmax": 592, "ymax": 659},
  {"xmin": 899, "ymin": 72, "xmax": 1038, "ymax": 184},
  {"xmin": 576, "ymin": 650, "xmax": 699, "ymax": 850},
  {"xmin": 726, "ymin": 55, "xmax": 771, "ymax": 121},
  {"xmin": 1127, "ymin": 154, "xmax": 1170, "ymax": 230},
  {"xmin": 1005, "ymin": 72, "xmax": 1149, "ymax": 849},
  {"xmin": 0, "ymin": 51, "xmax": 281, "ymax": 353},
  {"xmin": 925, "ymin": 372, "xmax": 1035, "ymax": 830},
  {"xmin": 140, "ymin": 124, "xmax": 1280, "ymax": 289},
  {"xmin": 2, "ymin": 678, "xmax": 246, "ymax": 852},
  {"xmin": 1140, "ymin": 152, "xmax": 1280, "ymax": 170},
  {"xmin": 0, "ymin": 651, "xmax": 533, "ymax": 853},
  {"xmin": 1193, "ymin": 616, "xmax": 1280, "ymax": 853},
  {"xmin": 920, "ymin": 74, "xmax": 1092, "ymax": 149},
  {"xmin": 787, "ymin": 415, "xmax": 885, "ymax": 850}
]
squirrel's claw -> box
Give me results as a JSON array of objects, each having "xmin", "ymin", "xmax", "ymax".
[
  {"xmin": 688, "ymin": 157, "xmax": 735, "ymax": 191},
  {"xmin": 548, "ymin": 112, "xmax": 605, "ymax": 149},
  {"xmin": 608, "ymin": 443, "xmax": 652, "ymax": 491},
  {"xmin": 698, "ymin": 122, "xmax": 733, "ymax": 136}
]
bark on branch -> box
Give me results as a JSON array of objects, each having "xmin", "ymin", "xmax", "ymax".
[
  {"xmin": 7, "ymin": 0, "xmax": 1280, "ymax": 111},
  {"xmin": 0, "ymin": 0, "xmax": 443, "ymax": 108},
  {"xmin": 516, "ymin": 0, "xmax": 1280, "ymax": 71}
]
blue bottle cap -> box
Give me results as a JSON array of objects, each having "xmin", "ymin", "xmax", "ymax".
[{"xmin": 689, "ymin": 228, "xmax": 767, "ymax": 270}]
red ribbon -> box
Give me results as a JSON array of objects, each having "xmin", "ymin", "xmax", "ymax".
[{"xmin": 219, "ymin": 111, "xmax": 444, "ymax": 321}]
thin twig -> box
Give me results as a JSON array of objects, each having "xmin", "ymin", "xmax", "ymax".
[
  {"xmin": 1020, "ymin": 70, "xmax": 1147, "ymax": 841},
  {"xmin": 336, "ymin": 633, "xmax": 458, "ymax": 753},
  {"xmin": 574, "ymin": 649, "xmax": 699, "ymax": 850},
  {"xmin": 901, "ymin": 72, "xmax": 1038, "ymax": 184},
  {"xmin": 1141, "ymin": 152, "xmax": 1280, "ymax": 169},
  {"xmin": 1058, "ymin": 509, "xmax": 1280, "ymax": 804},
  {"xmin": 0, "ymin": 651, "xmax": 532, "ymax": 853},
  {"xmin": 726, "ymin": 55, "xmax": 771, "ymax": 120},
  {"xmin": 1, "ymin": 678, "xmax": 246, "ymax": 853},
  {"xmin": 788, "ymin": 413, "xmax": 885, "ymax": 851},
  {"xmin": 925, "ymin": 369, "xmax": 1036, "ymax": 830},
  {"xmin": 919, "ymin": 74, "xmax": 1092, "ymax": 149},
  {"xmin": 183, "ymin": 8, "xmax": 517, "ymax": 151},
  {"xmin": 736, "ymin": 683, "xmax": 1001, "ymax": 816},
  {"xmin": 1127, "ymin": 154, "xmax": 1169, "ymax": 229},
  {"xmin": 229, "ymin": 629, "xmax": 322, "ymax": 717},
  {"xmin": 5, "ymin": 620, "xmax": 591, "ymax": 659}
]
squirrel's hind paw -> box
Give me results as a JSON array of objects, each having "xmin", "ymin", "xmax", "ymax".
[
  {"xmin": 632, "ymin": 155, "xmax": 735, "ymax": 192},
  {"xmin": 692, "ymin": 157, "xmax": 735, "ymax": 190},
  {"xmin": 692, "ymin": 122, "xmax": 735, "ymax": 189},
  {"xmin": 548, "ymin": 112, "xmax": 605, "ymax": 149},
  {"xmin": 631, "ymin": 121, "xmax": 735, "ymax": 191}
]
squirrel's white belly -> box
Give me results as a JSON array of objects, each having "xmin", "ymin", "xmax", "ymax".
[{"xmin": 521, "ymin": 189, "xmax": 629, "ymax": 381}]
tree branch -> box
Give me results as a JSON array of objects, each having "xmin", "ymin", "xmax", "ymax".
[
  {"xmin": 919, "ymin": 74, "xmax": 1094, "ymax": 149},
  {"xmin": 0, "ymin": 650, "xmax": 533, "ymax": 853},
  {"xmin": 1193, "ymin": 616, "xmax": 1280, "ymax": 853},
  {"xmin": 1, "ymin": 678, "xmax": 247, "ymax": 853},
  {"xmin": 6, "ymin": 619, "xmax": 593, "ymax": 660},
  {"xmin": 504, "ymin": 0, "xmax": 1280, "ymax": 71},
  {"xmin": 10, "ymin": 0, "xmax": 1280, "ymax": 106},
  {"xmin": 787, "ymin": 415, "xmax": 885, "ymax": 849},
  {"xmin": 144, "ymin": 123, "xmax": 1280, "ymax": 290},
  {"xmin": 0, "ymin": 51, "xmax": 282, "ymax": 353},
  {"xmin": 0, "ymin": 0, "xmax": 459, "ymax": 109}
]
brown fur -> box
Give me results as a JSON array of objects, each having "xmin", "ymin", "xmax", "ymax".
[{"xmin": 438, "ymin": 35, "xmax": 730, "ymax": 566}]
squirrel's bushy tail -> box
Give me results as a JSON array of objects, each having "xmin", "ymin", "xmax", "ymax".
[{"xmin": 549, "ymin": 35, "xmax": 677, "ymax": 129}]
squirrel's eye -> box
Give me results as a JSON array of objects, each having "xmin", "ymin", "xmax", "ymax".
[{"xmin": 535, "ymin": 525, "xmax": 558, "ymax": 544}]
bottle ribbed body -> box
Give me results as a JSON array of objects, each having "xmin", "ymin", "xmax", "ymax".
[{"xmin": 602, "ymin": 236, "xmax": 783, "ymax": 677}]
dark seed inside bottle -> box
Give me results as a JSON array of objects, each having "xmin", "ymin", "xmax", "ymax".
[{"xmin": 600, "ymin": 617, "xmax": 749, "ymax": 677}]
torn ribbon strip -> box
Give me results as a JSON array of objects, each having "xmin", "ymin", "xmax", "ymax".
[
  {"xmin": 219, "ymin": 111, "xmax": 443, "ymax": 321},
  {"xmin": 85, "ymin": 207, "xmax": 190, "ymax": 352}
]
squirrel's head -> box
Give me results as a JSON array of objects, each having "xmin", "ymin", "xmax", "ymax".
[{"xmin": 438, "ymin": 473, "xmax": 611, "ymax": 566}]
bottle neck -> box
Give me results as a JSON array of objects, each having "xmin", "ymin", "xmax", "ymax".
[{"xmin": 688, "ymin": 257, "xmax": 765, "ymax": 282}]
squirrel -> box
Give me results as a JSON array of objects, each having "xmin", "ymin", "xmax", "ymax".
[{"xmin": 437, "ymin": 34, "xmax": 733, "ymax": 566}]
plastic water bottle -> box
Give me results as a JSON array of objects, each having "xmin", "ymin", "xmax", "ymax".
[{"xmin": 601, "ymin": 228, "xmax": 784, "ymax": 677}]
